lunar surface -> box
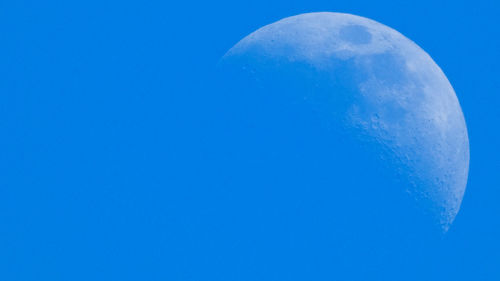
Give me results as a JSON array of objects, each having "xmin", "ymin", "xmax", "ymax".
[{"xmin": 218, "ymin": 12, "xmax": 469, "ymax": 232}]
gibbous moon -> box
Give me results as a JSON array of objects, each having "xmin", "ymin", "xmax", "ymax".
[{"xmin": 219, "ymin": 12, "xmax": 469, "ymax": 232}]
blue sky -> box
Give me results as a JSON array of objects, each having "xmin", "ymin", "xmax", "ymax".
[{"xmin": 1, "ymin": 0, "xmax": 499, "ymax": 280}]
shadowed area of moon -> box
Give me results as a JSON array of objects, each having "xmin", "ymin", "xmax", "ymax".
[{"xmin": 201, "ymin": 12, "xmax": 470, "ymax": 279}]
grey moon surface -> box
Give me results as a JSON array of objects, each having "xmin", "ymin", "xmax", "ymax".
[{"xmin": 220, "ymin": 12, "xmax": 469, "ymax": 231}]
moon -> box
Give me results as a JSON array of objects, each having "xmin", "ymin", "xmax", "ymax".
[{"xmin": 217, "ymin": 12, "xmax": 469, "ymax": 233}]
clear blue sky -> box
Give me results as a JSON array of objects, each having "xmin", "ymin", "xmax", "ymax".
[{"xmin": 0, "ymin": 0, "xmax": 499, "ymax": 280}]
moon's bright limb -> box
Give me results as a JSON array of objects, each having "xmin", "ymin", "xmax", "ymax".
[{"xmin": 220, "ymin": 12, "xmax": 469, "ymax": 232}]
